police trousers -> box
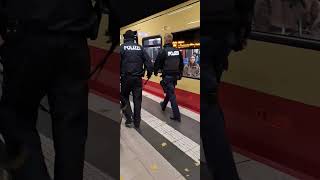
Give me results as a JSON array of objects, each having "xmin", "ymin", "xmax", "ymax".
[
  {"xmin": 121, "ymin": 76, "xmax": 142, "ymax": 123},
  {"xmin": 161, "ymin": 75, "xmax": 180, "ymax": 119},
  {"xmin": 201, "ymin": 35, "xmax": 240, "ymax": 180},
  {"xmin": 0, "ymin": 31, "xmax": 90, "ymax": 180}
]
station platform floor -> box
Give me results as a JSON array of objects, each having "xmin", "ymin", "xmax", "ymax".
[
  {"xmin": 37, "ymin": 92, "xmax": 120, "ymax": 180},
  {"xmin": 0, "ymin": 85, "xmax": 119, "ymax": 178},
  {"xmin": 123, "ymin": 91, "xmax": 298, "ymax": 180},
  {"xmin": 0, "ymin": 73, "xmax": 300, "ymax": 180},
  {"xmin": 120, "ymin": 91, "xmax": 200, "ymax": 180}
]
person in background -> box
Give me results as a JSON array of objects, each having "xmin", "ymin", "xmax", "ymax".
[
  {"xmin": 305, "ymin": 0, "xmax": 320, "ymax": 25},
  {"xmin": 270, "ymin": 0, "xmax": 306, "ymax": 34},
  {"xmin": 303, "ymin": 0, "xmax": 320, "ymax": 38},
  {"xmin": 310, "ymin": 2, "xmax": 320, "ymax": 38},
  {"xmin": 183, "ymin": 55, "xmax": 200, "ymax": 79},
  {"xmin": 254, "ymin": 0, "xmax": 272, "ymax": 32}
]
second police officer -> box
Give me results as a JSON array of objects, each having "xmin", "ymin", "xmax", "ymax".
[
  {"xmin": 154, "ymin": 33, "xmax": 184, "ymax": 122},
  {"xmin": 120, "ymin": 30, "xmax": 153, "ymax": 128}
]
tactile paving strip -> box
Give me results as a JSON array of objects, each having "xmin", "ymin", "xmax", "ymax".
[
  {"xmin": 129, "ymin": 102, "xmax": 200, "ymax": 163},
  {"xmin": 142, "ymin": 91, "xmax": 200, "ymax": 122}
]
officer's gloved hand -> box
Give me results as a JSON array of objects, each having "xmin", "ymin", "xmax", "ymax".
[{"xmin": 147, "ymin": 72, "xmax": 152, "ymax": 79}]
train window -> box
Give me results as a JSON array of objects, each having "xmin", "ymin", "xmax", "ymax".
[
  {"xmin": 181, "ymin": 48, "xmax": 200, "ymax": 79},
  {"xmin": 143, "ymin": 38, "xmax": 162, "ymax": 46},
  {"xmin": 142, "ymin": 36, "xmax": 162, "ymax": 64},
  {"xmin": 253, "ymin": 0, "xmax": 320, "ymax": 48},
  {"xmin": 173, "ymin": 28, "xmax": 200, "ymax": 80}
]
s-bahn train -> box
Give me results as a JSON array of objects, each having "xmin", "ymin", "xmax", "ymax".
[
  {"xmin": 120, "ymin": 0, "xmax": 200, "ymax": 113},
  {"xmin": 222, "ymin": 1, "xmax": 320, "ymax": 179}
]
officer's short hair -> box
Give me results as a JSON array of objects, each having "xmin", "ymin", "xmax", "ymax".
[
  {"xmin": 124, "ymin": 30, "xmax": 135, "ymax": 39},
  {"xmin": 164, "ymin": 33, "xmax": 173, "ymax": 44}
]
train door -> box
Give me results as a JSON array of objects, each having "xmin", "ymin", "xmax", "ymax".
[{"xmin": 142, "ymin": 36, "xmax": 162, "ymax": 64}]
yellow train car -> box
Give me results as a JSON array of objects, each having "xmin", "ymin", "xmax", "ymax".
[
  {"xmin": 221, "ymin": 30, "xmax": 320, "ymax": 179},
  {"xmin": 120, "ymin": 0, "xmax": 200, "ymax": 112}
]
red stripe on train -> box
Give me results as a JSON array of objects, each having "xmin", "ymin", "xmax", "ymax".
[
  {"xmin": 220, "ymin": 82, "xmax": 320, "ymax": 180},
  {"xmin": 89, "ymin": 46, "xmax": 120, "ymax": 103},
  {"xmin": 142, "ymin": 80, "xmax": 200, "ymax": 114}
]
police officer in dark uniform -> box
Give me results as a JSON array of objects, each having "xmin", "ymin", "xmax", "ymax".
[
  {"xmin": 120, "ymin": 30, "xmax": 153, "ymax": 128},
  {"xmin": 0, "ymin": 0, "xmax": 114, "ymax": 179},
  {"xmin": 154, "ymin": 33, "xmax": 184, "ymax": 122},
  {"xmin": 201, "ymin": 0, "xmax": 256, "ymax": 179}
]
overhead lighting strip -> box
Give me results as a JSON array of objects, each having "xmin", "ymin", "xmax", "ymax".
[{"xmin": 167, "ymin": 6, "xmax": 193, "ymax": 16}]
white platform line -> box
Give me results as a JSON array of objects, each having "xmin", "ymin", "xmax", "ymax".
[
  {"xmin": 142, "ymin": 91, "xmax": 200, "ymax": 122},
  {"xmin": 129, "ymin": 101, "xmax": 200, "ymax": 164}
]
